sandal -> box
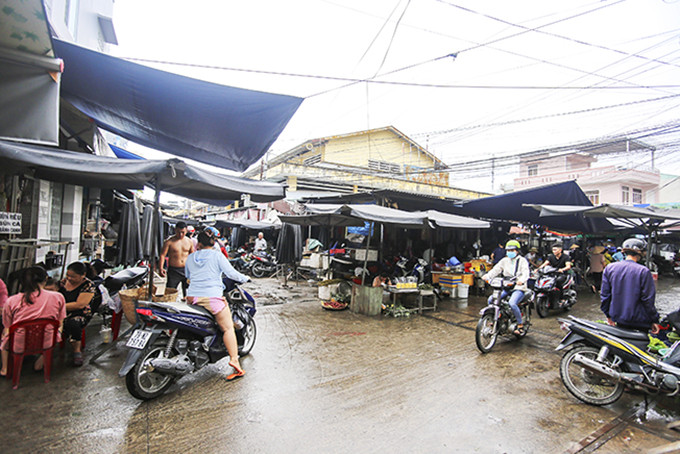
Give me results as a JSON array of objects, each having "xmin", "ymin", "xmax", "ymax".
[
  {"xmin": 513, "ymin": 325, "xmax": 525, "ymax": 335},
  {"xmin": 73, "ymin": 352, "xmax": 84, "ymax": 367},
  {"xmin": 226, "ymin": 361, "xmax": 245, "ymax": 381}
]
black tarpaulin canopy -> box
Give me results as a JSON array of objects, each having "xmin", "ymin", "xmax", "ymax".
[
  {"xmin": 454, "ymin": 181, "xmax": 613, "ymax": 233},
  {"xmin": 53, "ymin": 39, "xmax": 303, "ymax": 172},
  {"xmin": 0, "ymin": 140, "xmax": 285, "ymax": 203}
]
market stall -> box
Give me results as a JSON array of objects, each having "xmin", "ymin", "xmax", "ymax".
[{"xmin": 279, "ymin": 203, "xmax": 491, "ymax": 316}]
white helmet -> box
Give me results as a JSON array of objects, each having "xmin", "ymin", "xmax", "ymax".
[{"xmin": 621, "ymin": 238, "xmax": 647, "ymax": 255}]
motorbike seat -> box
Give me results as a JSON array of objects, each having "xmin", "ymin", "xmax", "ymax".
[
  {"xmin": 579, "ymin": 318, "xmax": 649, "ymax": 341},
  {"xmin": 104, "ymin": 266, "xmax": 149, "ymax": 293},
  {"xmin": 150, "ymin": 301, "xmax": 214, "ymax": 318}
]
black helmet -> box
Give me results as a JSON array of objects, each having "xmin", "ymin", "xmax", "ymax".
[{"xmin": 621, "ymin": 238, "xmax": 647, "ymax": 255}]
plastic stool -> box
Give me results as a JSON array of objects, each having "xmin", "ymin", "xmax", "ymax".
[{"xmin": 7, "ymin": 318, "xmax": 59, "ymax": 389}]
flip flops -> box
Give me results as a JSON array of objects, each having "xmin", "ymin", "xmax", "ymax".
[{"xmin": 226, "ymin": 362, "xmax": 245, "ymax": 381}]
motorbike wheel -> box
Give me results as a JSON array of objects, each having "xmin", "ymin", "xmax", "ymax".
[
  {"xmin": 237, "ymin": 312, "xmax": 257, "ymax": 356},
  {"xmin": 475, "ymin": 314, "xmax": 498, "ymax": 353},
  {"xmin": 559, "ymin": 345, "xmax": 624, "ymax": 406},
  {"xmin": 251, "ymin": 263, "xmax": 266, "ymax": 278},
  {"xmin": 125, "ymin": 343, "xmax": 177, "ymax": 401},
  {"xmin": 536, "ymin": 295, "xmax": 550, "ymax": 318}
]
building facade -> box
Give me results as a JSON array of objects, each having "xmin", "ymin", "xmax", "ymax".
[
  {"xmin": 513, "ymin": 139, "xmax": 660, "ymax": 205},
  {"xmin": 243, "ymin": 126, "xmax": 489, "ymax": 201},
  {"xmin": 1, "ymin": 0, "xmax": 117, "ymax": 270}
]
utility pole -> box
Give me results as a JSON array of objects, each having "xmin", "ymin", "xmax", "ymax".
[{"xmin": 491, "ymin": 156, "xmax": 495, "ymax": 193}]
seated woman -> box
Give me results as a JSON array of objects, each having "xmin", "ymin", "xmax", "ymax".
[
  {"xmin": 185, "ymin": 231, "xmax": 249, "ymax": 380},
  {"xmin": 1, "ymin": 266, "xmax": 66, "ymax": 376},
  {"xmin": 59, "ymin": 262, "xmax": 96, "ymax": 366}
]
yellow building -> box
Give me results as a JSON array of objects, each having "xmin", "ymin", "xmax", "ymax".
[{"xmin": 243, "ymin": 126, "xmax": 489, "ymax": 201}]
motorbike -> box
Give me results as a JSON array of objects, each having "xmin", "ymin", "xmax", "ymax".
[
  {"xmin": 119, "ymin": 280, "xmax": 257, "ymax": 400},
  {"xmin": 250, "ymin": 251, "xmax": 277, "ymax": 278},
  {"xmin": 229, "ymin": 247, "xmax": 253, "ymax": 274},
  {"xmin": 532, "ymin": 266, "xmax": 577, "ymax": 318},
  {"xmin": 556, "ymin": 316, "xmax": 680, "ymax": 406},
  {"xmin": 96, "ymin": 266, "xmax": 149, "ymax": 328},
  {"xmin": 394, "ymin": 256, "xmax": 431, "ymax": 284},
  {"xmin": 475, "ymin": 277, "xmax": 533, "ymax": 353}
]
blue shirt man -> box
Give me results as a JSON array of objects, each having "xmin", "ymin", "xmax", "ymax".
[
  {"xmin": 491, "ymin": 243, "xmax": 506, "ymax": 265},
  {"xmin": 600, "ymin": 239, "xmax": 660, "ymax": 331}
]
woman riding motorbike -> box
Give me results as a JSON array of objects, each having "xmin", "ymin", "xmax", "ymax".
[
  {"xmin": 185, "ymin": 231, "xmax": 249, "ymax": 380},
  {"xmin": 482, "ymin": 240, "xmax": 530, "ymax": 335}
]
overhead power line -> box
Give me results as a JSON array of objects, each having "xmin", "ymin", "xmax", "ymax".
[
  {"xmin": 436, "ymin": 0, "xmax": 680, "ymax": 70},
  {"xmin": 119, "ymin": 57, "xmax": 680, "ymax": 92}
]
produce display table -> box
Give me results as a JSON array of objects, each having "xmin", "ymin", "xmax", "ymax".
[{"xmin": 386, "ymin": 287, "xmax": 436, "ymax": 315}]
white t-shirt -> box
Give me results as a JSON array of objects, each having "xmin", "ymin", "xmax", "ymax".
[{"xmin": 254, "ymin": 237, "xmax": 267, "ymax": 251}]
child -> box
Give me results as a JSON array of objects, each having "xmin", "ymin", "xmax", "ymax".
[{"xmin": 44, "ymin": 277, "xmax": 59, "ymax": 292}]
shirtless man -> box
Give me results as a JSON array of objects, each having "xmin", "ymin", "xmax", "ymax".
[{"xmin": 158, "ymin": 221, "xmax": 194, "ymax": 297}]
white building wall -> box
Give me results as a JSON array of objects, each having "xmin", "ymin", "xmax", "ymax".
[{"xmin": 61, "ymin": 185, "xmax": 83, "ymax": 266}]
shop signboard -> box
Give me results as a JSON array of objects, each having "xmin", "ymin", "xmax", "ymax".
[{"xmin": 0, "ymin": 212, "xmax": 22, "ymax": 234}]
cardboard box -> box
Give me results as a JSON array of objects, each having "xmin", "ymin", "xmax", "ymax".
[{"xmin": 351, "ymin": 249, "xmax": 378, "ymax": 262}]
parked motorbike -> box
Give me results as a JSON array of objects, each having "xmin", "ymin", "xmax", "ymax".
[
  {"xmin": 475, "ymin": 277, "xmax": 533, "ymax": 353},
  {"xmin": 394, "ymin": 256, "xmax": 431, "ymax": 284},
  {"xmin": 250, "ymin": 251, "xmax": 277, "ymax": 278},
  {"xmin": 556, "ymin": 316, "xmax": 680, "ymax": 406},
  {"xmin": 97, "ymin": 266, "xmax": 149, "ymax": 325},
  {"xmin": 119, "ymin": 281, "xmax": 257, "ymax": 400},
  {"xmin": 229, "ymin": 247, "xmax": 253, "ymax": 274},
  {"xmin": 533, "ymin": 266, "xmax": 577, "ymax": 318}
]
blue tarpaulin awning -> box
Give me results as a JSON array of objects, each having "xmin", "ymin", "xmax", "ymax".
[
  {"xmin": 53, "ymin": 39, "xmax": 303, "ymax": 172},
  {"xmin": 454, "ymin": 181, "xmax": 614, "ymax": 233},
  {"xmin": 109, "ymin": 144, "xmax": 144, "ymax": 160}
]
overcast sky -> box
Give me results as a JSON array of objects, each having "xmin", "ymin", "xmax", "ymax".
[{"xmin": 111, "ymin": 0, "xmax": 680, "ymax": 193}]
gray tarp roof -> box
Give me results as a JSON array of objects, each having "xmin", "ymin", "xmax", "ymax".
[
  {"xmin": 279, "ymin": 204, "xmax": 490, "ymax": 229},
  {"xmin": 0, "ymin": 140, "xmax": 285, "ymax": 203},
  {"xmin": 524, "ymin": 203, "xmax": 680, "ymax": 231},
  {"xmin": 214, "ymin": 219, "xmax": 280, "ymax": 230}
]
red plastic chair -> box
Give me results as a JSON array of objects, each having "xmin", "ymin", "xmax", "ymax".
[
  {"xmin": 7, "ymin": 318, "xmax": 60, "ymax": 389},
  {"xmin": 111, "ymin": 310, "xmax": 122, "ymax": 341}
]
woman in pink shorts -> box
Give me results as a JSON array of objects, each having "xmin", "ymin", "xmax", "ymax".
[
  {"xmin": 185, "ymin": 230, "xmax": 250, "ymax": 380},
  {"xmin": 1, "ymin": 267, "xmax": 66, "ymax": 376}
]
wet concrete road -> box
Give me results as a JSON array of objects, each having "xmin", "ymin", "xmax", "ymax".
[{"xmin": 2, "ymin": 278, "xmax": 679, "ymax": 453}]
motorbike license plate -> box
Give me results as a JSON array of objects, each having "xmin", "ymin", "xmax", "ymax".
[{"xmin": 126, "ymin": 329, "xmax": 152, "ymax": 350}]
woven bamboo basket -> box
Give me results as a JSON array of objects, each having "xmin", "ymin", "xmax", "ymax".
[
  {"xmin": 119, "ymin": 288, "xmax": 142, "ymax": 324},
  {"xmin": 153, "ymin": 288, "xmax": 178, "ymax": 303}
]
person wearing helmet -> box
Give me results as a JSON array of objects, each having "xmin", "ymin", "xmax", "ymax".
[
  {"xmin": 482, "ymin": 239, "xmax": 531, "ymax": 334},
  {"xmin": 600, "ymin": 238, "xmax": 661, "ymax": 332}
]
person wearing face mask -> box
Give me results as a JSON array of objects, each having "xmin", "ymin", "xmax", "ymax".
[{"xmin": 482, "ymin": 240, "xmax": 530, "ymax": 335}]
